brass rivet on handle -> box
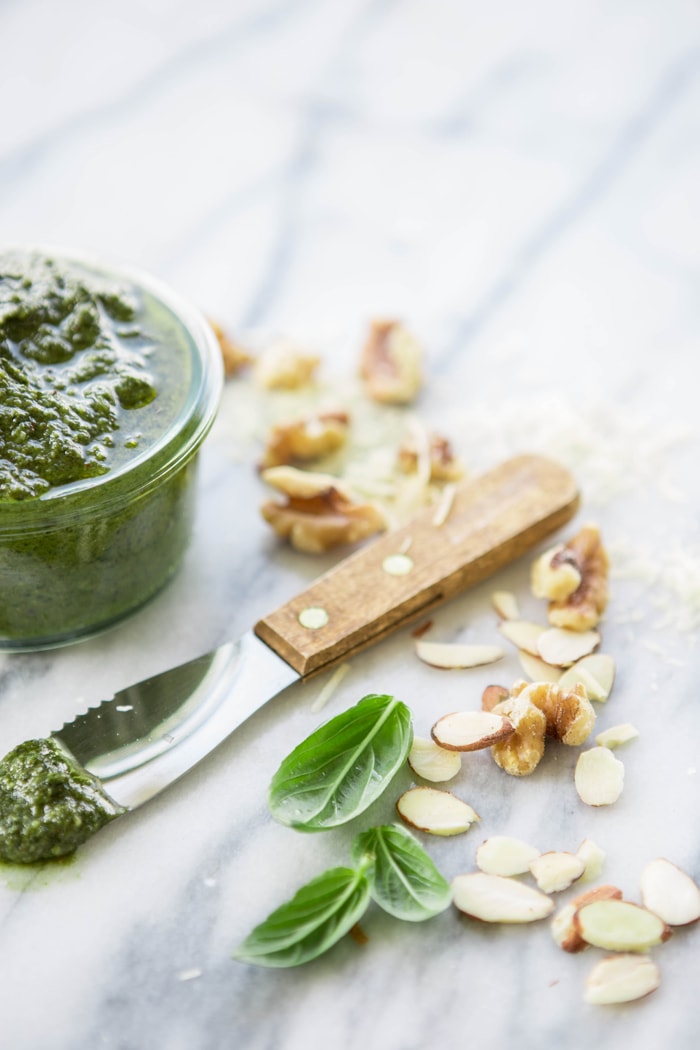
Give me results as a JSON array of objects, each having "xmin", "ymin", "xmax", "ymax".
[
  {"xmin": 298, "ymin": 606, "xmax": 329, "ymax": 630},
  {"xmin": 382, "ymin": 553, "xmax": 414, "ymax": 577}
]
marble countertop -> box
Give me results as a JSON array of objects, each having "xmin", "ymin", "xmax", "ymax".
[{"xmin": 1, "ymin": 1, "xmax": 699, "ymax": 1047}]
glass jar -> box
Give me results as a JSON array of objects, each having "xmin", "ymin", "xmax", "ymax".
[{"xmin": 0, "ymin": 250, "xmax": 223, "ymax": 650}]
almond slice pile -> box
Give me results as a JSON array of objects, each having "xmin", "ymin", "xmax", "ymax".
[
  {"xmin": 493, "ymin": 528, "xmax": 615, "ymax": 704},
  {"xmin": 547, "ymin": 857, "xmax": 700, "ymax": 1003},
  {"xmin": 396, "ymin": 519, "xmax": 695, "ymax": 1007}
]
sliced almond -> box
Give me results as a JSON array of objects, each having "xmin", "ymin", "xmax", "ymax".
[
  {"xmin": 431, "ymin": 710, "xmax": 514, "ymax": 752},
  {"xmin": 584, "ymin": 954, "xmax": 661, "ymax": 1005},
  {"xmin": 396, "ymin": 787, "xmax": 479, "ymax": 836},
  {"xmin": 551, "ymin": 885, "xmax": 623, "ymax": 952},
  {"xmin": 537, "ymin": 627, "xmax": 600, "ymax": 667},
  {"xmin": 517, "ymin": 650, "xmax": 562, "ymax": 684},
  {"xmin": 475, "ymin": 836, "xmax": 541, "ymax": 876},
  {"xmin": 575, "ymin": 899, "xmax": 671, "ymax": 952},
  {"xmin": 481, "ymin": 684, "xmax": 510, "ymax": 712},
  {"xmin": 491, "ymin": 590, "xmax": 520, "ymax": 621},
  {"xmin": 640, "ymin": 858, "xmax": 700, "ymax": 926},
  {"xmin": 529, "ymin": 851, "xmax": 585, "ymax": 894},
  {"xmin": 576, "ymin": 838, "xmax": 606, "ymax": 882},
  {"xmin": 452, "ymin": 872, "xmax": 554, "ymax": 923},
  {"xmin": 575, "ymin": 747, "xmax": 624, "ymax": 806},
  {"xmin": 550, "ymin": 903, "xmax": 579, "ymax": 952},
  {"xmin": 415, "ymin": 640, "xmax": 504, "ymax": 669},
  {"xmin": 498, "ymin": 620, "xmax": 546, "ymax": 656},
  {"xmin": 559, "ymin": 653, "xmax": 615, "ymax": 701},
  {"xmin": 407, "ymin": 737, "xmax": 462, "ymax": 783},
  {"xmin": 558, "ymin": 665, "xmax": 607, "ymax": 702},
  {"xmin": 595, "ymin": 723, "xmax": 639, "ymax": 749},
  {"xmin": 576, "ymin": 653, "xmax": 616, "ymax": 697}
]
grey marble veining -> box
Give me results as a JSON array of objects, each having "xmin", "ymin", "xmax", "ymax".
[{"xmin": 1, "ymin": 2, "xmax": 700, "ymax": 1048}]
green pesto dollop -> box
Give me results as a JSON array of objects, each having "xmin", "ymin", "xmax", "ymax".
[
  {"xmin": 0, "ymin": 252, "xmax": 181, "ymax": 501},
  {"xmin": 0, "ymin": 738, "xmax": 124, "ymax": 864}
]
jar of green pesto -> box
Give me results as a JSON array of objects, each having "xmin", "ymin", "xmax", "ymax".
[{"xmin": 0, "ymin": 248, "xmax": 223, "ymax": 650}]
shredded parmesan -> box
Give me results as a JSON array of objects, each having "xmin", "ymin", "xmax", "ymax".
[
  {"xmin": 432, "ymin": 482, "xmax": 457, "ymax": 527},
  {"xmin": 178, "ymin": 968, "xmax": 203, "ymax": 982},
  {"xmin": 311, "ymin": 662, "xmax": 351, "ymax": 713}
]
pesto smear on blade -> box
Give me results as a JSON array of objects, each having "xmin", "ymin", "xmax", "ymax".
[
  {"xmin": 0, "ymin": 738, "xmax": 124, "ymax": 863},
  {"xmin": 0, "ymin": 252, "xmax": 187, "ymax": 501}
]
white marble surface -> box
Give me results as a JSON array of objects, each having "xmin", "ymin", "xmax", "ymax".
[{"xmin": 1, "ymin": 1, "xmax": 700, "ymax": 1047}]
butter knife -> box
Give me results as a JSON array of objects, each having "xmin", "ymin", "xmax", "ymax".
[{"xmin": 51, "ymin": 453, "xmax": 578, "ymax": 811}]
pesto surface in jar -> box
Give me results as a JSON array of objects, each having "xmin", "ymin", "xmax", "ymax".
[
  {"xmin": 0, "ymin": 738, "xmax": 124, "ymax": 863},
  {"xmin": 0, "ymin": 251, "xmax": 190, "ymax": 501}
]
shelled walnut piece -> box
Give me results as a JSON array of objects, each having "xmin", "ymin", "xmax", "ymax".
[
  {"xmin": 487, "ymin": 679, "xmax": 596, "ymax": 776},
  {"xmin": 260, "ymin": 465, "xmax": 386, "ymax": 553},
  {"xmin": 259, "ymin": 410, "xmax": 350, "ymax": 469},
  {"xmin": 531, "ymin": 524, "xmax": 609, "ymax": 630},
  {"xmin": 359, "ymin": 319, "xmax": 423, "ymax": 404},
  {"xmin": 209, "ymin": 319, "xmax": 252, "ymax": 377}
]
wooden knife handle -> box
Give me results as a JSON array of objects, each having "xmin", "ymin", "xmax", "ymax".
[{"xmin": 254, "ymin": 454, "xmax": 579, "ymax": 677}]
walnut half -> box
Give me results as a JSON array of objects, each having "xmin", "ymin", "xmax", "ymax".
[
  {"xmin": 260, "ymin": 465, "xmax": 386, "ymax": 553},
  {"xmin": 208, "ymin": 319, "xmax": 252, "ymax": 377},
  {"xmin": 359, "ymin": 319, "xmax": 423, "ymax": 404},
  {"xmin": 489, "ymin": 679, "xmax": 596, "ymax": 776},
  {"xmin": 531, "ymin": 525, "xmax": 609, "ymax": 630},
  {"xmin": 259, "ymin": 411, "xmax": 350, "ymax": 469}
]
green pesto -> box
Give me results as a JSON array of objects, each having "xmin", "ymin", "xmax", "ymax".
[
  {"xmin": 0, "ymin": 738, "xmax": 124, "ymax": 864},
  {"xmin": 0, "ymin": 252, "xmax": 187, "ymax": 500},
  {"xmin": 0, "ymin": 251, "xmax": 208, "ymax": 648}
]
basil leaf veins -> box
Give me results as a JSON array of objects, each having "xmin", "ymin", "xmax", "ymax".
[
  {"xmin": 352, "ymin": 824, "xmax": 452, "ymax": 921},
  {"xmin": 268, "ymin": 693, "xmax": 413, "ymax": 831},
  {"xmin": 234, "ymin": 864, "xmax": 371, "ymax": 968}
]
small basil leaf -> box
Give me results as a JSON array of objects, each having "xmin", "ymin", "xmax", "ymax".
[
  {"xmin": 268, "ymin": 693, "xmax": 413, "ymax": 831},
  {"xmin": 234, "ymin": 865, "xmax": 371, "ymax": 968},
  {"xmin": 352, "ymin": 824, "xmax": 452, "ymax": 921}
]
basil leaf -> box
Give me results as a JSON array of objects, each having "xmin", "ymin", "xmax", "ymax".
[
  {"xmin": 352, "ymin": 824, "xmax": 452, "ymax": 921},
  {"xmin": 234, "ymin": 865, "xmax": 371, "ymax": 968},
  {"xmin": 269, "ymin": 693, "xmax": 413, "ymax": 831}
]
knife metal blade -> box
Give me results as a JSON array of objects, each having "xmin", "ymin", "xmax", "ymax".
[
  {"xmin": 48, "ymin": 453, "xmax": 580, "ymax": 813},
  {"xmin": 52, "ymin": 633, "xmax": 298, "ymax": 810}
]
